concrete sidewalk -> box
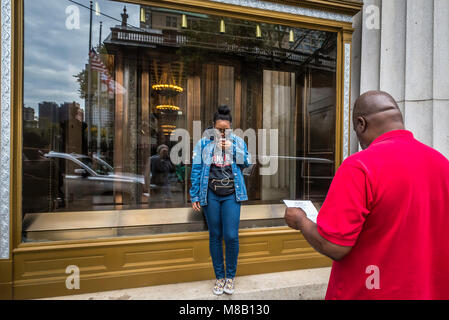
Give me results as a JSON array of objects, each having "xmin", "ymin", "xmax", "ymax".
[{"xmin": 43, "ymin": 267, "xmax": 331, "ymax": 300}]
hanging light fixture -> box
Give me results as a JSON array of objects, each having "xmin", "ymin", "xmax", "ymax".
[
  {"xmin": 220, "ymin": 19, "xmax": 226, "ymax": 33},
  {"xmin": 289, "ymin": 29, "xmax": 294, "ymax": 43},
  {"xmin": 95, "ymin": 2, "xmax": 100, "ymax": 16},
  {"xmin": 140, "ymin": 8, "xmax": 146, "ymax": 23},
  {"xmin": 156, "ymin": 105, "xmax": 181, "ymax": 111},
  {"xmin": 161, "ymin": 124, "xmax": 177, "ymax": 135},
  {"xmin": 151, "ymin": 84, "xmax": 184, "ymax": 93},
  {"xmin": 256, "ymin": 24, "xmax": 262, "ymax": 38},
  {"xmin": 181, "ymin": 14, "xmax": 188, "ymax": 28}
]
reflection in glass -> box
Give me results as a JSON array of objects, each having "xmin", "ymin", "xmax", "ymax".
[{"xmin": 22, "ymin": 0, "xmax": 337, "ymax": 241}]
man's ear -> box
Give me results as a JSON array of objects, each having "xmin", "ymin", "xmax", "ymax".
[{"xmin": 356, "ymin": 116, "xmax": 367, "ymax": 133}]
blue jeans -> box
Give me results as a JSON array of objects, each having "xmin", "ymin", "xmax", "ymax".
[{"xmin": 203, "ymin": 190, "xmax": 241, "ymax": 279}]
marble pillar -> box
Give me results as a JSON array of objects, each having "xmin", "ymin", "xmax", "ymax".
[
  {"xmin": 354, "ymin": 0, "xmax": 449, "ymax": 159},
  {"xmin": 432, "ymin": 0, "xmax": 449, "ymax": 158}
]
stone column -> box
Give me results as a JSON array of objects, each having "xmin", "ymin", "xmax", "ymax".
[
  {"xmin": 357, "ymin": 0, "xmax": 382, "ymax": 153},
  {"xmin": 432, "ymin": 0, "xmax": 449, "ymax": 158},
  {"xmin": 404, "ymin": 0, "xmax": 434, "ymax": 147},
  {"xmin": 354, "ymin": 0, "xmax": 449, "ymax": 159},
  {"xmin": 360, "ymin": 0, "xmax": 382, "ymax": 93},
  {"xmin": 350, "ymin": 11, "xmax": 362, "ymax": 154},
  {"xmin": 380, "ymin": 0, "xmax": 406, "ymax": 115}
]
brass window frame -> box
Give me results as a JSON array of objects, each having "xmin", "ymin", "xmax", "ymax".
[{"xmin": 7, "ymin": 0, "xmax": 360, "ymax": 299}]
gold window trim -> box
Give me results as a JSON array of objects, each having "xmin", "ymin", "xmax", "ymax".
[{"xmin": 4, "ymin": 0, "xmax": 360, "ymax": 299}]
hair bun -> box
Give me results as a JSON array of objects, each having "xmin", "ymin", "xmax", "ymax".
[
  {"xmin": 218, "ymin": 105, "xmax": 231, "ymax": 115},
  {"xmin": 213, "ymin": 105, "xmax": 232, "ymax": 124}
]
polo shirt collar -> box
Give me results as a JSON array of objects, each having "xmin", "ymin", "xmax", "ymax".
[{"xmin": 370, "ymin": 130, "xmax": 414, "ymax": 146}]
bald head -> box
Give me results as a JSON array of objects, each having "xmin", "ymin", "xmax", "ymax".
[
  {"xmin": 353, "ymin": 91, "xmax": 405, "ymax": 149},
  {"xmin": 353, "ymin": 91, "xmax": 403, "ymax": 122}
]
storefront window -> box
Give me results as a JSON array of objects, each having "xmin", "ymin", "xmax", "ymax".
[{"xmin": 22, "ymin": 0, "xmax": 337, "ymax": 241}]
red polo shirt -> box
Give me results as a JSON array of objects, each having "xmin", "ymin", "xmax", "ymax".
[{"xmin": 317, "ymin": 130, "xmax": 449, "ymax": 300}]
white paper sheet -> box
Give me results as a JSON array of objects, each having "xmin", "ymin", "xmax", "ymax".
[{"xmin": 283, "ymin": 200, "xmax": 319, "ymax": 223}]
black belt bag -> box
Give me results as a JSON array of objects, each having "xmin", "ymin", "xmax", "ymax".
[{"xmin": 209, "ymin": 178, "xmax": 235, "ymax": 196}]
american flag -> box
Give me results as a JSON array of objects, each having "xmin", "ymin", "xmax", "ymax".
[
  {"xmin": 89, "ymin": 48, "xmax": 126, "ymax": 95},
  {"xmin": 100, "ymin": 72, "xmax": 126, "ymax": 95},
  {"xmin": 89, "ymin": 48, "xmax": 108, "ymax": 74}
]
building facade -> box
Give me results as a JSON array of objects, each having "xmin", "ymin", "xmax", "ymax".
[
  {"xmin": 350, "ymin": 0, "xmax": 449, "ymax": 158},
  {"xmin": 1, "ymin": 0, "xmax": 365, "ymax": 299}
]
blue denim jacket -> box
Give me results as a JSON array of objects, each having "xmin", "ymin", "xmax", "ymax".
[{"xmin": 190, "ymin": 133, "xmax": 251, "ymax": 206}]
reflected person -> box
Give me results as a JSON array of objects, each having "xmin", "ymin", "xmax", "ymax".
[
  {"xmin": 190, "ymin": 105, "xmax": 251, "ymax": 295},
  {"xmin": 146, "ymin": 144, "xmax": 174, "ymax": 204}
]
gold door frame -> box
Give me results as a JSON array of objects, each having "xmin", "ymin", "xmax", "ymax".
[{"xmin": 2, "ymin": 0, "xmax": 361, "ymax": 299}]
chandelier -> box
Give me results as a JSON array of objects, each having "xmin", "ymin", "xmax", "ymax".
[
  {"xmin": 155, "ymin": 104, "xmax": 180, "ymax": 111},
  {"xmin": 151, "ymin": 84, "xmax": 184, "ymax": 94}
]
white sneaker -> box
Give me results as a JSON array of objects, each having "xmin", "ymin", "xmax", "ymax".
[
  {"xmin": 213, "ymin": 278, "xmax": 225, "ymax": 295},
  {"xmin": 224, "ymin": 278, "xmax": 235, "ymax": 295}
]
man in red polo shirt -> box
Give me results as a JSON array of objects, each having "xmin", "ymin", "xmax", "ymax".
[{"xmin": 285, "ymin": 90, "xmax": 449, "ymax": 299}]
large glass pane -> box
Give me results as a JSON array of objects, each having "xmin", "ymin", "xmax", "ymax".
[{"xmin": 22, "ymin": 0, "xmax": 337, "ymax": 241}]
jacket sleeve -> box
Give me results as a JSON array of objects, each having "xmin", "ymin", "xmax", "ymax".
[
  {"xmin": 189, "ymin": 139, "xmax": 203, "ymax": 203},
  {"xmin": 234, "ymin": 137, "xmax": 251, "ymax": 169}
]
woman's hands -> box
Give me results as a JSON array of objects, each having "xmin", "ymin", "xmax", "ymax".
[
  {"xmin": 192, "ymin": 201, "xmax": 201, "ymax": 212},
  {"xmin": 219, "ymin": 138, "xmax": 232, "ymax": 150}
]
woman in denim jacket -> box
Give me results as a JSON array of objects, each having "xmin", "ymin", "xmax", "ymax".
[{"xmin": 190, "ymin": 105, "xmax": 251, "ymax": 295}]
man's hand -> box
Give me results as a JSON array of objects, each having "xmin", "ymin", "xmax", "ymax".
[
  {"xmin": 192, "ymin": 201, "xmax": 201, "ymax": 212},
  {"xmin": 284, "ymin": 206, "xmax": 352, "ymax": 261},
  {"xmin": 284, "ymin": 207, "xmax": 307, "ymax": 230}
]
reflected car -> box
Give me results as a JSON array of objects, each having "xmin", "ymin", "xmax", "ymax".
[{"xmin": 29, "ymin": 151, "xmax": 145, "ymax": 212}]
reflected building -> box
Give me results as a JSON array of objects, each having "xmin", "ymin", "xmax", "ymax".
[
  {"xmin": 59, "ymin": 102, "xmax": 85, "ymax": 155},
  {"xmin": 102, "ymin": 6, "xmax": 338, "ymax": 204},
  {"xmin": 35, "ymin": 101, "xmax": 87, "ymax": 154},
  {"xmin": 37, "ymin": 101, "xmax": 61, "ymax": 152},
  {"xmin": 38, "ymin": 101, "xmax": 59, "ymax": 128},
  {"xmin": 23, "ymin": 107, "xmax": 37, "ymax": 128},
  {"xmin": 23, "ymin": 106, "xmax": 35, "ymax": 121}
]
